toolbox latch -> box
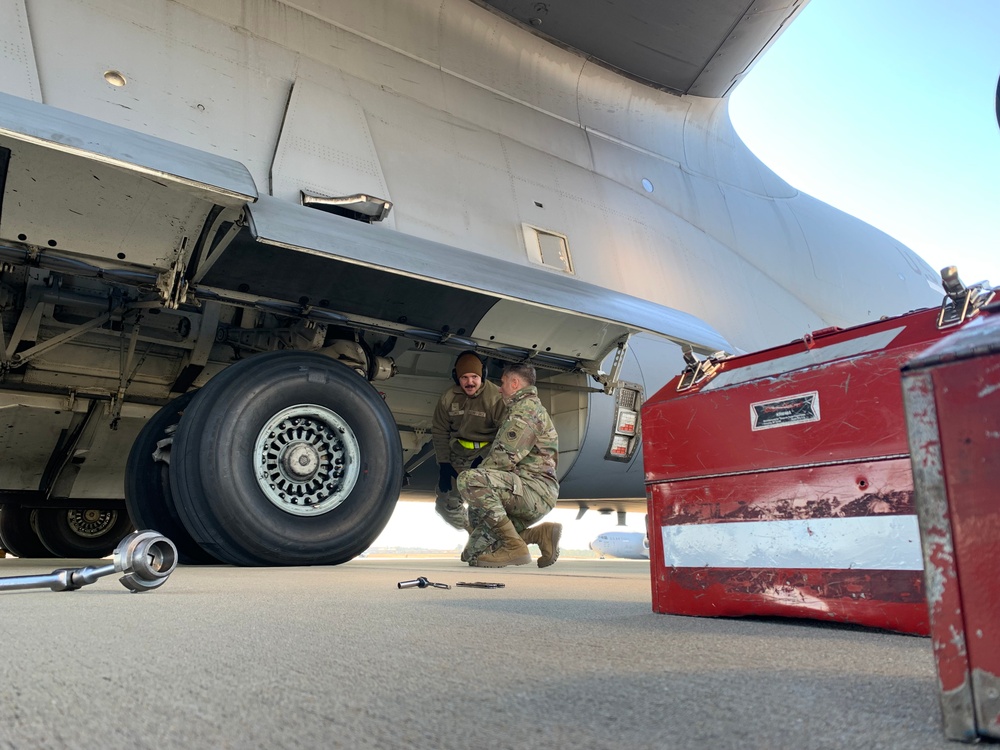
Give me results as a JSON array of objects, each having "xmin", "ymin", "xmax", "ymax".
[{"xmin": 937, "ymin": 265, "xmax": 995, "ymax": 329}]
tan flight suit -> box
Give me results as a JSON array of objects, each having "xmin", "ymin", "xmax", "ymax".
[{"xmin": 431, "ymin": 379, "xmax": 506, "ymax": 526}]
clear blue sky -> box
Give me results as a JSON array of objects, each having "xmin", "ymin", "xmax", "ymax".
[
  {"xmin": 729, "ymin": 0, "xmax": 1000, "ymax": 286},
  {"xmin": 374, "ymin": 0, "xmax": 1000, "ymax": 552}
]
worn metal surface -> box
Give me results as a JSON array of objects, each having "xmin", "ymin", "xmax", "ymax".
[
  {"xmin": 903, "ymin": 306, "xmax": 1000, "ymax": 741},
  {"xmin": 643, "ymin": 307, "xmax": 964, "ymax": 635},
  {"xmin": 644, "ymin": 308, "xmax": 960, "ymax": 483},
  {"xmin": 902, "ymin": 369, "xmax": 976, "ymax": 739},
  {"xmin": 648, "ymin": 460, "xmax": 928, "ymax": 635}
]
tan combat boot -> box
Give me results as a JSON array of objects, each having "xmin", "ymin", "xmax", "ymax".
[
  {"xmin": 474, "ymin": 518, "xmax": 531, "ymax": 567},
  {"xmin": 520, "ymin": 523, "xmax": 562, "ymax": 568}
]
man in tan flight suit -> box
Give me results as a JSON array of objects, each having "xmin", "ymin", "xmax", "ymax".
[
  {"xmin": 432, "ymin": 351, "xmax": 507, "ymax": 532},
  {"xmin": 457, "ymin": 362, "xmax": 562, "ymax": 568}
]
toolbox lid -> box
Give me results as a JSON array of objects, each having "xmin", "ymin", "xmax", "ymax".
[
  {"xmin": 641, "ymin": 305, "xmax": 965, "ymax": 483},
  {"xmin": 903, "ymin": 303, "xmax": 1000, "ymax": 371}
]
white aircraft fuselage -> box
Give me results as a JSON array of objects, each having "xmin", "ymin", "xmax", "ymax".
[
  {"xmin": 592, "ymin": 530, "xmax": 650, "ymax": 560},
  {"xmin": 0, "ymin": 0, "xmax": 944, "ymax": 564}
]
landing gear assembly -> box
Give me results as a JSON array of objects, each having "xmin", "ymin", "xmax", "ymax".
[
  {"xmin": 0, "ymin": 506, "xmax": 55, "ymax": 559},
  {"xmin": 125, "ymin": 351, "xmax": 403, "ymax": 566},
  {"xmin": 124, "ymin": 390, "xmax": 218, "ymax": 565},
  {"xmin": 32, "ymin": 507, "xmax": 133, "ymax": 558},
  {"xmin": 0, "ymin": 505, "xmax": 133, "ymax": 559}
]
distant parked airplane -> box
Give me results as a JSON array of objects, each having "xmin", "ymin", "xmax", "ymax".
[{"xmin": 591, "ymin": 531, "xmax": 650, "ymax": 560}]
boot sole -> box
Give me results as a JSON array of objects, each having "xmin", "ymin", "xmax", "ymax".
[{"xmin": 474, "ymin": 555, "xmax": 531, "ymax": 568}]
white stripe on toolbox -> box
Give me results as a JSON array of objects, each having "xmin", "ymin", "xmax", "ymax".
[
  {"xmin": 702, "ymin": 327, "xmax": 906, "ymax": 391},
  {"xmin": 661, "ymin": 515, "xmax": 923, "ymax": 570}
]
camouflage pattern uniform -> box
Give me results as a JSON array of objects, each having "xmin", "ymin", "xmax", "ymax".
[
  {"xmin": 457, "ymin": 385, "xmax": 559, "ymax": 562},
  {"xmin": 432, "ymin": 379, "xmax": 506, "ymax": 525}
]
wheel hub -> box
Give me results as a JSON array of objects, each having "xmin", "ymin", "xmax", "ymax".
[
  {"xmin": 254, "ymin": 404, "xmax": 361, "ymax": 516},
  {"xmin": 281, "ymin": 442, "xmax": 320, "ymax": 480},
  {"xmin": 66, "ymin": 509, "xmax": 118, "ymax": 538}
]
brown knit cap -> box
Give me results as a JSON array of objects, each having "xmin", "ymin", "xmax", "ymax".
[{"xmin": 455, "ymin": 352, "xmax": 483, "ymax": 378}]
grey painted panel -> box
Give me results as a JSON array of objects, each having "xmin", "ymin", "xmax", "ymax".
[
  {"xmin": 270, "ymin": 79, "xmax": 393, "ymax": 219},
  {"xmin": 0, "ymin": 1, "xmax": 40, "ymax": 101},
  {"xmin": 478, "ymin": 0, "xmax": 805, "ymax": 96},
  {"xmin": 244, "ymin": 195, "xmax": 732, "ymax": 355},
  {"xmin": 198, "ymin": 227, "xmax": 499, "ymax": 342},
  {"xmin": 0, "ymin": 91, "xmax": 257, "ymax": 204}
]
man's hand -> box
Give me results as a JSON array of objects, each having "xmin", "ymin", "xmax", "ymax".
[{"xmin": 438, "ymin": 462, "xmax": 458, "ymax": 493}]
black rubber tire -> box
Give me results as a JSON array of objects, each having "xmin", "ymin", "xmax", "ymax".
[
  {"xmin": 0, "ymin": 506, "xmax": 57, "ymax": 558},
  {"xmin": 170, "ymin": 351, "xmax": 403, "ymax": 566},
  {"xmin": 125, "ymin": 391, "xmax": 220, "ymax": 565},
  {"xmin": 33, "ymin": 507, "xmax": 134, "ymax": 558}
]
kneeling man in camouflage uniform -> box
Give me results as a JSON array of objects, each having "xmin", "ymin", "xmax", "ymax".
[{"xmin": 457, "ymin": 362, "xmax": 562, "ymax": 568}]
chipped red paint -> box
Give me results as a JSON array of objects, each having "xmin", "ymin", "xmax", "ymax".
[
  {"xmin": 660, "ymin": 568, "xmax": 927, "ymax": 633},
  {"xmin": 647, "ymin": 460, "xmax": 929, "ymax": 635},
  {"xmin": 902, "ymin": 305, "xmax": 1000, "ymax": 741},
  {"xmin": 644, "ymin": 306, "xmax": 961, "ymax": 636},
  {"xmin": 654, "ymin": 460, "xmax": 916, "ymax": 526}
]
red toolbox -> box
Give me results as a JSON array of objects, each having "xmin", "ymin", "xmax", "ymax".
[
  {"xmin": 642, "ymin": 305, "xmax": 971, "ymax": 635},
  {"xmin": 901, "ymin": 303, "xmax": 1000, "ymax": 741}
]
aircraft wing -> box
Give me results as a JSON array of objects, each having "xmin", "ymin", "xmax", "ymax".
[{"xmin": 476, "ymin": 0, "xmax": 808, "ymax": 96}]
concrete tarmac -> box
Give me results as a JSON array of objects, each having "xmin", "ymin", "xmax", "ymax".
[{"xmin": 0, "ymin": 556, "xmax": 952, "ymax": 750}]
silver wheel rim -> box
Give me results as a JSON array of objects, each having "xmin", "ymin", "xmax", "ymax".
[
  {"xmin": 254, "ymin": 404, "xmax": 361, "ymax": 516},
  {"xmin": 66, "ymin": 509, "xmax": 118, "ymax": 538}
]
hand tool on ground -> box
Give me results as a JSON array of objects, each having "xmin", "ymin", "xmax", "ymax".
[
  {"xmin": 0, "ymin": 530, "xmax": 178, "ymax": 593},
  {"xmin": 397, "ymin": 577, "xmax": 450, "ymax": 589},
  {"xmin": 456, "ymin": 582, "xmax": 506, "ymax": 588}
]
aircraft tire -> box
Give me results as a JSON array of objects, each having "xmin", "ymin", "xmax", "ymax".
[
  {"xmin": 0, "ymin": 506, "xmax": 56, "ymax": 558},
  {"xmin": 170, "ymin": 350, "xmax": 403, "ymax": 566},
  {"xmin": 33, "ymin": 507, "xmax": 134, "ymax": 558},
  {"xmin": 124, "ymin": 390, "xmax": 220, "ymax": 565}
]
